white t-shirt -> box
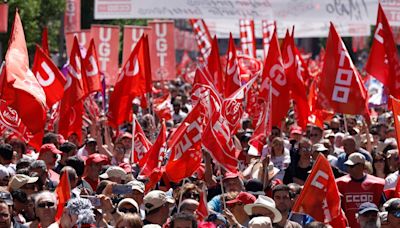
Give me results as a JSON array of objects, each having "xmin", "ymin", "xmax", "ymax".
[
  {"xmin": 271, "ymin": 148, "xmax": 291, "ymax": 180},
  {"xmin": 385, "ymin": 171, "xmax": 399, "ymax": 190}
]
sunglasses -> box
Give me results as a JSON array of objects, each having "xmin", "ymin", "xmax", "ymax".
[
  {"xmin": 38, "ymin": 202, "xmax": 55, "ymax": 208},
  {"xmin": 119, "ymin": 207, "xmax": 137, "ymax": 214}
]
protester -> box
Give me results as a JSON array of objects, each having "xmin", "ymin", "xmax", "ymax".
[{"xmin": 356, "ymin": 202, "xmax": 381, "ymax": 228}]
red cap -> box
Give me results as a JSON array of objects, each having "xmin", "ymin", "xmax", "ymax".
[
  {"xmin": 223, "ymin": 172, "xmax": 240, "ymax": 181},
  {"xmin": 39, "ymin": 144, "xmax": 62, "ymax": 155},
  {"xmin": 85, "ymin": 153, "xmax": 109, "ymax": 166},
  {"xmin": 290, "ymin": 125, "xmax": 302, "ymax": 135},
  {"xmin": 226, "ymin": 192, "xmax": 256, "ymax": 206}
]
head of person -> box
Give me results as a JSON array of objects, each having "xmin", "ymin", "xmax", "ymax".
[
  {"xmin": 59, "ymin": 142, "xmax": 77, "ymax": 162},
  {"xmin": 269, "ymin": 127, "xmax": 281, "ymax": 142},
  {"xmin": 176, "ymin": 183, "xmax": 201, "ymax": 204},
  {"xmin": 356, "ymin": 202, "xmax": 380, "ymax": 228},
  {"xmin": 60, "ymin": 166, "xmax": 78, "ymax": 189},
  {"xmin": 38, "ymin": 144, "xmax": 62, "ymax": 169},
  {"xmin": 42, "ymin": 132, "xmax": 60, "ymax": 148},
  {"xmin": 372, "ymin": 150, "xmax": 390, "ymax": 176},
  {"xmin": 312, "ymin": 143, "xmax": 330, "ymax": 161},
  {"xmin": 29, "ymin": 160, "xmax": 48, "ymax": 185},
  {"xmin": 343, "ymin": 135, "xmax": 357, "ymax": 155},
  {"xmin": 304, "ymin": 221, "xmax": 333, "ymax": 228},
  {"xmin": 385, "ymin": 198, "xmax": 400, "ymax": 228},
  {"xmin": 226, "ymin": 192, "xmax": 256, "ymax": 219},
  {"xmin": 34, "ymin": 191, "xmax": 57, "ymax": 225},
  {"xmin": 67, "ymin": 133, "xmax": 80, "ymax": 147},
  {"xmin": 244, "ymin": 195, "xmax": 282, "ymax": 223},
  {"xmin": 125, "ymin": 180, "xmax": 145, "ymax": 205},
  {"xmin": 120, "ymin": 133, "xmax": 133, "ymax": 150},
  {"xmin": 117, "ymin": 198, "xmax": 139, "ymax": 215},
  {"xmin": 310, "ymin": 126, "xmax": 323, "ymax": 144},
  {"xmin": 178, "ymin": 199, "xmax": 199, "ymax": 216},
  {"xmin": 271, "ymin": 137, "xmax": 284, "ymax": 157},
  {"xmin": 65, "ymin": 197, "xmax": 95, "ymax": 226},
  {"xmin": 287, "ymin": 183, "xmax": 302, "ymax": 202},
  {"xmin": 113, "ymin": 141, "xmax": 126, "ymax": 163},
  {"xmin": 386, "ymin": 149, "xmax": 400, "ymax": 173},
  {"xmin": 173, "ymin": 101, "xmax": 182, "ymax": 114},
  {"xmin": 298, "ymin": 138, "xmax": 312, "ymax": 160},
  {"xmin": 115, "ymin": 213, "xmax": 143, "ymax": 228},
  {"xmin": 0, "ymin": 199, "xmax": 12, "ymax": 228},
  {"xmin": 144, "ymin": 190, "xmax": 175, "ymax": 225},
  {"xmin": 0, "ymin": 166, "xmax": 9, "ymax": 187},
  {"xmin": 170, "ymin": 212, "xmax": 197, "ymax": 228},
  {"xmin": 85, "ymin": 137, "xmax": 97, "ymax": 154},
  {"xmin": 65, "ymin": 156, "xmax": 85, "ymax": 178},
  {"xmin": 289, "ymin": 125, "xmax": 303, "ymax": 142},
  {"xmin": 99, "ymin": 166, "xmax": 127, "ymax": 184},
  {"xmin": 248, "ymin": 216, "xmax": 272, "ymax": 228},
  {"xmin": 16, "ymin": 157, "xmax": 34, "ymax": 171},
  {"xmin": 8, "ymin": 174, "xmax": 39, "ymax": 196},
  {"xmin": 330, "ymin": 118, "xmax": 340, "ymax": 133},
  {"xmin": 85, "ymin": 153, "xmax": 109, "ymax": 177},
  {"xmin": 10, "ymin": 189, "xmax": 34, "ymax": 221},
  {"xmin": 345, "ymin": 152, "xmax": 366, "ymax": 179},
  {"xmin": 223, "ymin": 172, "xmax": 244, "ymax": 193},
  {"xmin": 8, "ymin": 138, "xmax": 26, "ymax": 159},
  {"xmin": 0, "ymin": 144, "xmax": 13, "ymax": 165},
  {"xmin": 272, "ymin": 184, "xmax": 294, "ymax": 215}
]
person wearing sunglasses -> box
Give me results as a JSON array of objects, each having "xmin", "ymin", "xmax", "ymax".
[
  {"xmin": 117, "ymin": 198, "xmax": 139, "ymax": 215},
  {"xmin": 30, "ymin": 191, "xmax": 57, "ymax": 228}
]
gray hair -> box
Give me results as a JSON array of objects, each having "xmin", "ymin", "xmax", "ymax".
[
  {"xmin": 76, "ymin": 209, "xmax": 96, "ymax": 226},
  {"xmin": 34, "ymin": 191, "xmax": 57, "ymax": 207},
  {"xmin": 30, "ymin": 160, "xmax": 47, "ymax": 172},
  {"xmin": 66, "ymin": 198, "xmax": 92, "ymax": 215}
]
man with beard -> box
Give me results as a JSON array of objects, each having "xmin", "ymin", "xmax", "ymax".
[
  {"xmin": 356, "ymin": 202, "xmax": 381, "ymax": 228},
  {"xmin": 272, "ymin": 185, "xmax": 301, "ymax": 228}
]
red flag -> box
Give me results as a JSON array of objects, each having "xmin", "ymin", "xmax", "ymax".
[
  {"xmin": 165, "ymin": 103, "xmax": 204, "ymax": 182},
  {"xmin": 153, "ymin": 94, "xmax": 172, "ymax": 121},
  {"xmin": 259, "ymin": 29, "xmax": 290, "ymax": 127},
  {"xmin": 58, "ymin": 101, "xmax": 84, "ymax": 144},
  {"xmin": 55, "ymin": 171, "xmax": 71, "ymax": 221},
  {"xmin": 262, "ymin": 20, "xmax": 276, "ymax": 59},
  {"xmin": 207, "ymin": 36, "xmax": 225, "ymax": 96},
  {"xmin": 292, "ymin": 154, "xmax": 347, "ymax": 227},
  {"xmin": 190, "ymin": 19, "xmax": 212, "ymax": 59},
  {"xmin": 202, "ymin": 110, "xmax": 238, "ymax": 173},
  {"xmin": 224, "ymin": 33, "xmax": 241, "ymax": 98},
  {"xmin": 1, "ymin": 11, "xmax": 47, "ymax": 134},
  {"xmin": 391, "ymin": 96, "xmax": 400, "ymax": 151},
  {"xmin": 196, "ymin": 185, "xmax": 209, "ymax": 221},
  {"xmin": 317, "ymin": 23, "xmax": 369, "ymax": 116},
  {"xmin": 248, "ymin": 99, "xmax": 271, "ymax": 155},
  {"xmin": 239, "ymin": 19, "xmax": 256, "ymax": 58},
  {"xmin": 32, "ymin": 45, "xmax": 66, "ymax": 108},
  {"xmin": 108, "ymin": 35, "xmax": 152, "ymax": 127},
  {"xmin": 140, "ymin": 121, "xmax": 167, "ymax": 177},
  {"xmin": 41, "ymin": 27, "xmax": 49, "ymax": 55},
  {"xmin": 281, "ymin": 31, "xmax": 310, "ymax": 130},
  {"xmin": 132, "ymin": 117, "xmax": 153, "ymax": 166},
  {"xmin": 82, "ymin": 39, "xmax": 101, "ymax": 94},
  {"xmin": 365, "ymin": 4, "xmax": 400, "ymax": 98}
]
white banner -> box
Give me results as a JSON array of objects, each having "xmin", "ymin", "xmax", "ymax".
[{"xmin": 205, "ymin": 19, "xmax": 371, "ymax": 38}]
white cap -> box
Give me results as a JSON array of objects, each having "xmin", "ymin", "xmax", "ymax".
[{"xmin": 344, "ymin": 152, "xmax": 366, "ymax": 166}]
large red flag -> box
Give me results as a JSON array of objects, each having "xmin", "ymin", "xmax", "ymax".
[
  {"xmin": 224, "ymin": 33, "xmax": 241, "ymax": 98},
  {"xmin": 248, "ymin": 99, "xmax": 271, "ymax": 156},
  {"xmin": 41, "ymin": 27, "xmax": 49, "ymax": 55},
  {"xmin": 365, "ymin": 4, "xmax": 400, "ymax": 98},
  {"xmin": 58, "ymin": 102, "xmax": 84, "ymax": 144},
  {"xmin": 190, "ymin": 19, "xmax": 212, "ymax": 59},
  {"xmin": 1, "ymin": 11, "xmax": 47, "ymax": 134},
  {"xmin": 108, "ymin": 35, "xmax": 152, "ymax": 127},
  {"xmin": 281, "ymin": 31, "xmax": 310, "ymax": 130},
  {"xmin": 259, "ymin": 29, "xmax": 290, "ymax": 127},
  {"xmin": 202, "ymin": 110, "xmax": 238, "ymax": 173},
  {"xmin": 317, "ymin": 23, "xmax": 369, "ymax": 116},
  {"xmin": 82, "ymin": 39, "xmax": 101, "ymax": 94},
  {"xmin": 55, "ymin": 171, "xmax": 71, "ymax": 221},
  {"xmin": 132, "ymin": 117, "xmax": 153, "ymax": 167},
  {"xmin": 292, "ymin": 154, "xmax": 347, "ymax": 227},
  {"xmin": 153, "ymin": 94, "xmax": 172, "ymax": 121},
  {"xmin": 165, "ymin": 103, "xmax": 204, "ymax": 183},
  {"xmin": 32, "ymin": 45, "xmax": 66, "ymax": 108},
  {"xmin": 207, "ymin": 36, "xmax": 225, "ymax": 96}
]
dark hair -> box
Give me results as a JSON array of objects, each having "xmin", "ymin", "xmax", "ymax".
[
  {"xmin": 16, "ymin": 168, "xmax": 30, "ymax": 175},
  {"xmin": 272, "ymin": 184, "xmax": 292, "ymax": 198},
  {"xmin": 287, "ymin": 183, "xmax": 302, "ymax": 195},
  {"xmin": 372, "ymin": 150, "xmax": 391, "ymax": 177},
  {"xmin": 59, "ymin": 142, "xmax": 77, "ymax": 154},
  {"xmin": 170, "ymin": 212, "xmax": 197, "ymax": 228},
  {"xmin": 8, "ymin": 138, "xmax": 27, "ymax": 155},
  {"xmin": 11, "ymin": 190, "xmax": 27, "ymax": 203},
  {"xmin": 65, "ymin": 156, "xmax": 85, "ymax": 177},
  {"xmin": 29, "ymin": 160, "xmax": 47, "ymax": 173},
  {"xmin": 42, "ymin": 132, "xmax": 59, "ymax": 147},
  {"xmin": 0, "ymin": 144, "xmax": 14, "ymax": 161},
  {"xmin": 16, "ymin": 157, "xmax": 34, "ymax": 171}
]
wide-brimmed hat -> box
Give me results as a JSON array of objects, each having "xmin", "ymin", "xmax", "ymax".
[{"xmin": 244, "ymin": 195, "xmax": 282, "ymax": 223}]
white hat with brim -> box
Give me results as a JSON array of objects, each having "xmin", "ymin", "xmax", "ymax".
[
  {"xmin": 99, "ymin": 166, "xmax": 127, "ymax": 180},
  {"xmin": 344, "ymin": 152, "xmax": 366, "ymax": 166},
  {"xmin": 244, "ymin": 195, "xmax": 282, "ymax": 223}
]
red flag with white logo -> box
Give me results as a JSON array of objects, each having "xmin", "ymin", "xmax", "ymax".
[
  {"xmin": 259, "ymin": 29, "xmax": 290, "ymax": 127},
  {"xmin": 202, "ymin": 110, "xmax": 238, "ymax": 173},
  {"xmin": 132, "ymin": 117, "xmax": 153, "ymax": 167},
  {"xmin": 65, "ymin": 30, "xmax": 91, "ymax": 57},
  {"xmin": 239, "ymin": 19, "xmax": 256, "ymax": 58},
  {"xmin": 82, "ymin": 39, "xmax": 101, "ymax": 94},
  {"xmin": 153, "ymin": 93, "xmax": 172, "ymax": 121},
  {"xmin": 108, "ymin": 35, "xmax": 152, "ymax": 127},
  {"xmin": 224, "ymin": 33, "xmax": 241, "ymax": 98},
  {"xmin": 207, "ymin": 36, "xmax": 225, "ymax": 96},
  {"xmin": 365, "ymin": 4, "xmax": 400, "ymax": 98},
  {"xmin": 1, "ymin": 12, "xmax": 47, "ymax": 134},
  {"xmin": 292, "ymin": 154, "xmax": 347, "ymax": 227},
  {"xmin": 317, "ymin": 23, "xmax": 369, "ymax": 116},
  {"xmin": 32, "ymin": 45, "xmax": 66, "ymax": 108},
  {"xmin": 123, "ymin": 25, "xmax": 151, "ymax": 65},
  {"xmin": 190, "ymin": 19, "xmax": 212, "ymax": 59},
  {"xmin": 281, "ymin": 31, "xmax": 310, "ymax": 130},
  {"xmin": 59, "ymin": 101, "xmax": 84, "ymax": 144}
]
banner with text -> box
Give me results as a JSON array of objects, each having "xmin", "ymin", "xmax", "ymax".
[
  {"xmin": 65, "ymin": 30, "xmax": 91, "ymax": 56},
  {"xmin": 148, "ymin": 21, "xmax": 176, "ymax": 81},
  {"xmin": 123, "ymin": 26, "xmax": 151, "ymax": 65},
  {"xmin": 64, "ymin": 0, "xmax": 81, "ymax": 33},
  {"xmin": 91, "ymin": 25, "xmax": 120, "ymax": 86}
]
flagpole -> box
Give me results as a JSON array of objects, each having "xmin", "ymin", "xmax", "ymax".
[
  {"xmin": 131, "ymin": 114, "xmax": 136, "ymax": 164},
  {"xmin": 263, "ymin": 79, "xmax": 273, "ymax": 190},
  {"xmin": 343, "ymin": 114, "xmax": 348, "ymax": 133},
  {"xmin": 177, "ymin": 178, "xmax": 188, "ymax": 213},
  {"xmin": 218, "ymin": 166, "xmax": 227, "ymax": 210}
]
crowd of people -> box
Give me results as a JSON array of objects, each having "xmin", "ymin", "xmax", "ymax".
[{"xmin": 0, "ymin": 78, "xmax": 399, "ymax": 228}]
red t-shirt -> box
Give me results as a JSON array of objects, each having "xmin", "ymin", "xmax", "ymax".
[
  {"xmin": 83, "ymin": 176, "xmax": 99, "ymax": 191},
  {"xmin": 336, "ymin": 174, "xmax": 384, "ymax": 228}
]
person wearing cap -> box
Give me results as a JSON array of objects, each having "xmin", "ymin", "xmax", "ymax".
[
  {"xmin": 54, "ymin": 142, "xmax": 77, "ymax": 174},
  {"xmin": 272, "ymin": 185, "xmax": 301, "ymax": 228},
  {"xmin": 248, "ymin": 216, "xmax": 272, "ymax": 228},
  {"xmin": 117, "ymin": 198, "xmax": 139, "ymax": 215},
  {"xmin": 29, "ymin": 160, "xmax": 57, "ymax": 192},
  {"xmin": 289, "ymin": 125, "xmax": 303, "ymax": 144},
  {"xmin": 311, "ymin": 144, "xmax": 345, "ymax": 178},
  {"xmin": 8, "ymin": 174, "xmax": 39, "ymax": 196},
  {"xmin": 336, "ymin": 135, "xmax": 372, "ymax": 173},
  {"xmin": 38, "ymin": 143, "xmax": 63, "ymax": 184},
  {"xmin": 336, "ymin": 152, "xmax": 385, "ymax": 228},
  {"xmin": 223, "ymin": 192, "xmax": 256, "ymax": 227},
  {"xmin": 83, "ymin": 153, "xmax": 109, "ymax": 191},
  {"xmin": 356, "ymin": 202, "xmax": 381, "ymax": 228},
  {"xmin": 384, "ymin": 198, "xmax": 400, "ymax": 228},
  {"xmin": 143, "ymin": 190, "xmax": 175, "ymax": 226},
  {"xmin": 243, "ymin": 195, "xmax": 282, "ymax": 224},
  {"xmin": 77, "ymin": 137, "xmax": 98, "ymax": 158},
  {"xmin": 99, "ymin": 166, "xmax": 127, "ymax": 184}
]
